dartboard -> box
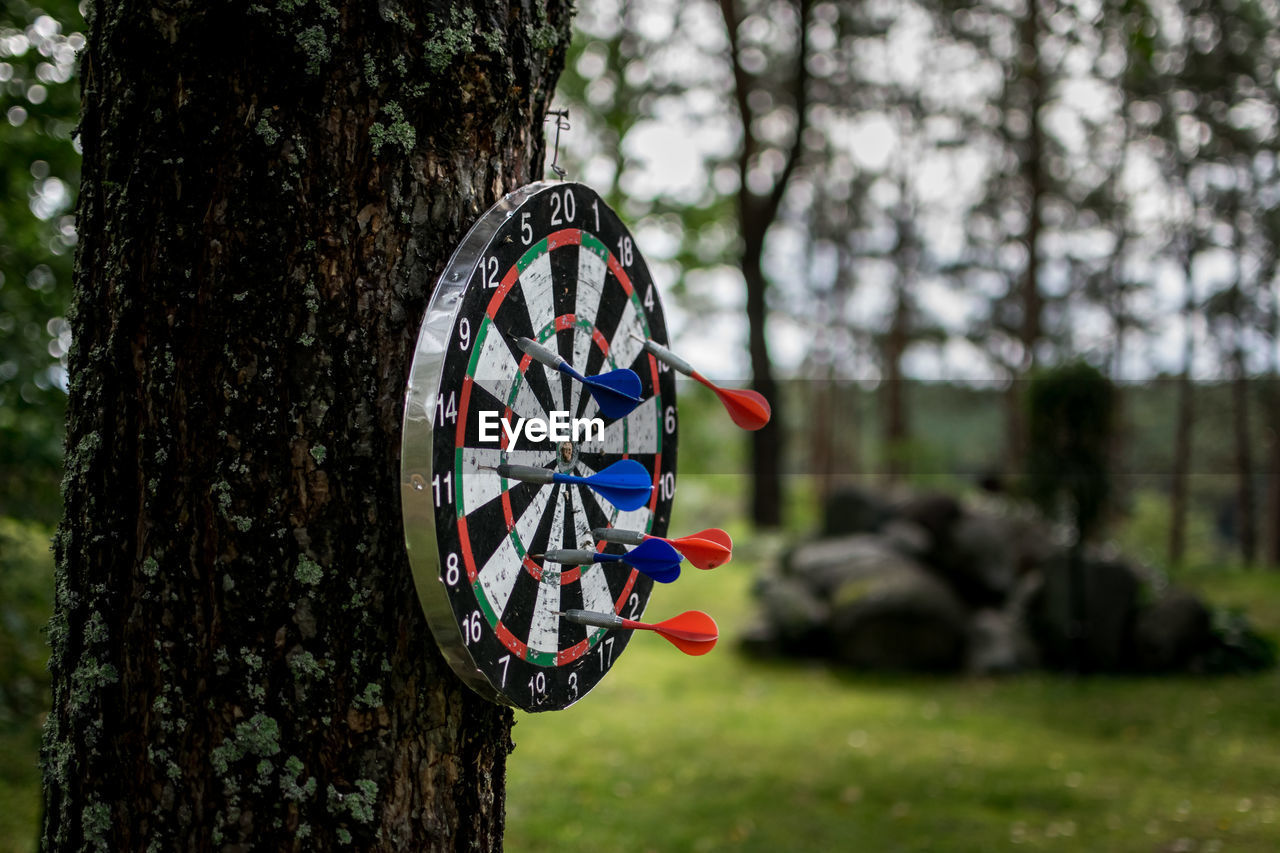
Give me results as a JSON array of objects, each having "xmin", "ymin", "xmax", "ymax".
[{"xmin": 401, "ymin": 181, "xmax": 678, "ymax": 711}]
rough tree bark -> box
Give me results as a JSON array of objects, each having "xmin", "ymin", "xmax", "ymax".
[{"xmin": 42, "ymin": 1, "xmax": 570, "ymax": 849}]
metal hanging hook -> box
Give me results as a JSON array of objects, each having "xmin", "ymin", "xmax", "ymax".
[{"xmin": 545, "ymin": 109, "xmax": 570, "ymax": 180}]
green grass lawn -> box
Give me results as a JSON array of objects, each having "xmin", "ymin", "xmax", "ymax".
[
  {"xmin": 507, "ymin": 533, "xmax": 1280, "ymax": 853},
  {"xmin": 4, "ymin": 509, "xmax": 1279, "ymax": 852}
]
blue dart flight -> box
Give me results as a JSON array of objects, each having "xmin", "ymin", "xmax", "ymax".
[
  {"xmin": 516, "ymin": 336, "xmax": 643, "ymax": 419},
  {"xmin": 496, "ymin": 459, "xmax": 653, "ymax": 512},
  {"xmin": 534, "ymin": 538, "xmax": 684, "ymax": 584}
]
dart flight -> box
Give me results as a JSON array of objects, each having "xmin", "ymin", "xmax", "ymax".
[
  {"xmin": 516, "ymin": 336, "xmax": 643, "ymax": 419},
  {"xmin": 593, "ymin": 526, "xmax": 733, "ymax": 570},
  {"xmin": 495, "ymin": 459, "xmax": 653, "ymax": 512},
  {"xmin": 561, "ymin": 609, "xmax": 719, "ymax": 656},
  {"xmin": 535, "ymin": 538, "xmax": 684, "ymax": 584},
  {"xmin": 639, "ymin": 337, "xmax": 771, "ymax": 431}
]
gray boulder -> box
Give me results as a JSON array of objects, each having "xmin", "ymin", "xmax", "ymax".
[
  {"xmin": 1132, "ymin": 591, "xmax": 1212, "ymax": 673},
  {"xmin": 821, "ymin": 487, "xmax": 892, "ymax": 537},
  {"xmin": 1026, "ymin": 554, "xmax": 1140, "ymax": 672},
  {"xmin": 785, "ymin": 534, "xmax": 927, "ymax": 598},
  {"xmin": 827, "ymin": 561, "xmax": 969, "ymax": 672},
  {"xmin": 751, "ymin": 574, "xmax": 830, "ymax": 657}
]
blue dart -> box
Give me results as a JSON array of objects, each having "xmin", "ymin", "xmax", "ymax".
[
  {"xmin": 516, "ymin": 336, "xmax": 643, "ymax": 419},
  {"xmin": 496, "ymin": 459, "xmax": 653, "ymax": 511},
  {"xmin": 533, "ymin": 538, "xmax": 684, "ymax": 584}
]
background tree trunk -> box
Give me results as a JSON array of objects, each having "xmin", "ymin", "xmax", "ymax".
[
  {"xmin": 1168, "ymin": 304, "xmax": 1196, "ymax": 567},
  {"xmin": 1231, "ymin": 331, "xmax": 1257, "ymax": 566},
  {"xmin": 42, "ymin": 2, "xmax": 570, "ymax": 849}
]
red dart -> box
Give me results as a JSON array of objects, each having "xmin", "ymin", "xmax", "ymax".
[
  {"xmin": 561, "ymin": 608, "xmax": 720, "ymax": 656},
  {"xmin": 636, "ymin": 336, "xmax": 772, "ymax": 431},
  {"xmin": 622, "ymin": 611, "xmax": 719, "ymax": 656},
  {"xmin": 647, "ymin": 528, "xmax": 732, "ymax": 570},
  {"xmin": 592, "ymin": 526, "xmax": 733, "ymax": 570},
  {"xmin": 690, "ymin": 371, "xmax": 771, "ymax": 431}
]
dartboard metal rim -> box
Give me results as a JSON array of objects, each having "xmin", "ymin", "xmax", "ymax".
[{"xmin": 400, "ymin": 180, "xmax": 677, "ymax": 709}]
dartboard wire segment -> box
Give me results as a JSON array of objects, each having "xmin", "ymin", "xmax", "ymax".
[{"xmin": 401, "ymin": 182, "xmax": 680, "ymax": 711}]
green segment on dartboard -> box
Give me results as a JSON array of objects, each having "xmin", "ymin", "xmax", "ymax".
[
  {"xmin": 517, "ymin": 237, "xmax": 549, "ymax": 273},
  {"xmin": 580, "ymin": 231, "xmax": 608, "ymax": 260}
]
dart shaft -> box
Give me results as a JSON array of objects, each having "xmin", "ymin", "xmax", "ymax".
[
  {"xmin": 592, "ymin": 526, "xmax": 646, "ymax": 546},
  {"xmin": 496, "ymin": 463, "xmax": 555, "ymax": 484},
  {"xmin": 642, "ymin": 339, "xmax": 694, "ymax": 376},
  {"xmin": 516, "ymin": 336, "xmax": 566, "ymax": 371},
  {"xmin": 541, "ymin": 549, "xmax": 599, "ymax": 565},
  {"xmin": 561, "ymin": 609, "xmax": 625, "ymax": 630}
]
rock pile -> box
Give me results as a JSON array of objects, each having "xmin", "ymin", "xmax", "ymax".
[{"xmin": 744, "ymin": 487, "xmax": 1274, "ymax": 675}]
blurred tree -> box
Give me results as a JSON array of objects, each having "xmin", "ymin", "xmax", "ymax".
[
  {"xmin": 41, "ymin": 1, "xmax": 571, "ymax": 848},
  {"xmin": 939, "ymin": 0, "xmax": 1112, "ymax": 481},
  {"xmin": 0, "ymin": 0, "xmax": 82, "ymax": 523},
  {"xmin": 1026, "ymin": 361, "xmax": 1115, "ymax": 541},
  {"xmin": 716, "ymin": 0, "xmax": 814, "ymax": 525},
  {"xmin": 1179, "ymin": 0, "xmax": 1279, "ymax": 566}
]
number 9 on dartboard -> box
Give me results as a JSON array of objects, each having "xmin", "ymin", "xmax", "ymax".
[{"xmin": 401, "ymin": 182, "xmax": 678, "ymax": 711}]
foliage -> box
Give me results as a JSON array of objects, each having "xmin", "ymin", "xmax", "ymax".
[
  {"xmin": 0, "ymin": 0, "xmax": 82, "ymax": 523},
  {"xmin": 1025, "ymin": 362, "xmax": 1115, "ymax": 541},
  {"xmin": 0, "ymin": 516, "xmax": 53, "ymax": 853}
]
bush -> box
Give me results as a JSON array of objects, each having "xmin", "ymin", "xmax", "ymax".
[
  {"xmin": 0, "ymin": 517, "xmax": 53, "ymax": 729},
  {"xmin": 1025, "ymin": 362, "xmax": 1114, "ymax": 541}
]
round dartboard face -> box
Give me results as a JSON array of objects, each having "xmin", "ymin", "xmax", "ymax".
[{"xmin": 402, "ymin": 182, "xmax": 678, "ymax": 711}]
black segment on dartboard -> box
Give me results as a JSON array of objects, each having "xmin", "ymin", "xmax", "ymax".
[
  {"xmin": 577, "ymin": 271, "xmax": 632, "ymax": 420},
  {"xmin": 549, "ymin": 242, "xmax": 580, "ymax": 408},
  {"xmin": 463, "ymin": 492, "xmax": 511, "ymax": 569},
  {"xmin": 556, "ymin": 490, "xmax": 590, "ymax": 650}
]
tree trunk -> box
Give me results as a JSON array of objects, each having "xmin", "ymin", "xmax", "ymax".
[
  {"xmin": 42, "ymin": 3, "xmax": 570, "ymax": 849},
  {"xmin": 720, "ymin": 0, "xmax": 811, "ymax": 528},
  {"xmin": 1002, "ymin": 0, "xmax": 1045, "ymax": 484},
  {"xmin": 883, "ymin": 283, "xmax": 908, "ymax": 481},
  {"xmin": 1018, "ymin": 0, "xmax": 1045, "ymax": 371},
  {"xmin": 743, "ymin": 232, "xmax": 783, "ymax": 526},
  {"xmin": 1232, "ymin": 332, "xmax": 1257, "ymax": 565},
  {"xmin": 1267, "ymin": 376, "xmax": 1280, "ymax": 567},
  {"xmin": 1168, "ymin": 264, "xmax": 1196, "ymax": 568}
]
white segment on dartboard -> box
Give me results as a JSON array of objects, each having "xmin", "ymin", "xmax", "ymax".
[
  {"xmin": 579, "ymin": 532, "xmax": 617, "ymax": 620},
  {"xmin": 608, "ymin": 298, "xmax": 645, "ymax": 371},
  {"xmin": 520, "ymin": 253, "xmax": 557, "ymax": 348},
  {"xmin": 613, "ymin": 503, "xmax": 653, "ymax": 536},
  {"xmin": 472, "ymin": 321, "xmax": 546, "ymax": 424},
  {"xmin": 599, "ymin": 396, "xmax": 659, "ymax": 455},
  {"xmin": 567, "ymin": 247, "xmax": 610, "ymax": 417},
  {"xmin": 509, "ymin": 377, "xmax": 550, "ymax": 428},
  {"xmin": 460, "ymin": 448, "xmax": 555, "ymax": 513},
  {"xmin": 568, "ymin": 483, "xmax": 597, "ymax": 552},
  {"xmin": 477, "ymin": 484, "xmax": 553, "ymax": 618},
  {"xmin": 527, "ymin": 489, "xmax": 567, "ymax": 655}
]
